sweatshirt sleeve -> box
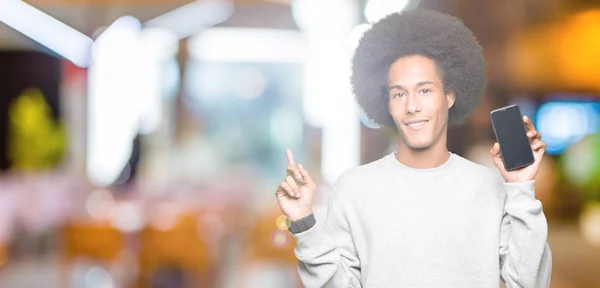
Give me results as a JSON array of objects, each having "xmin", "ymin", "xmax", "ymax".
[
  {"xmin": 292, "ymin": 176, "xmax": 362, "ymax": 288},
  {"xmin": 499, "ymin": 180, "xmax": 552, "ymax": 288}
]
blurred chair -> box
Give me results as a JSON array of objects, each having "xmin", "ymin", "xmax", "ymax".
[
  {"xmin": 247, "ymin": 215, "xmax": 297, "ymax": 263},
  {"xmin": 60, "ymin": 220, "xmax": 124, "ymax": 286},
  {"xmin": 235, "ymin": 209, "xmax": 301, "ymax": 288},
  {"xmin": 136, "ymin": 212, "xmax": 215, "ymax": 288}
]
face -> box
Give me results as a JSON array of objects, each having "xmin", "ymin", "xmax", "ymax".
[{"xmin": 387, "ymin": 55, "xmax": 455, "ymax": 150}]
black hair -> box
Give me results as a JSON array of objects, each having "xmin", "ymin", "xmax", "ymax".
[{"xmin": 351, "ymin": 9, "xmax": 486, "ymax": 128}]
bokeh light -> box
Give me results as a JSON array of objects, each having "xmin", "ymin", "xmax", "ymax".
[
  {"xmin": 233, "ymin": 67, "xmax": 267, "ymax": 100},
  {"xmin": 580, "ymin": 202, "xmax": 600, "ymax": 249},
  {"xmin": 269, "ymin": 108, "xmax": 304, "ymax": 149},
  {"xmin": 84, "ymin": 267, "xmax": 114, "ymax": 288},
  {"xmin": 562, "ymin": 133, "xmax": 600, "ymax": 199},
  {"xmin": 150, "ymin": 202, "xmax": 181, "ymax": 231},
  {"xmin": 270, "ymin": 229, "xmax": 290, "ymax": 249},
  {"xmin": 536, "ymin": 101, "xmax": 600, "ymax": 154},
  {"xmin": 85, "ymin": 189, "xmax": 116, "ymax": 220},
  {"xmin": 275, "ymin": 215, "xmax": 291, "ymax": 231},
  {"xmin": 365, "ymin": 0, "xmax": 412, "ymax": 23},
  {"xmin": 110, "ymin": 202, "xmax": 144, "ymax": 233}
]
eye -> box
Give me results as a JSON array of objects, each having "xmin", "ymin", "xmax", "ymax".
[
  {"xmin": 393, "ymin": 92, "xmax": 405, "ymax": 98},
  {"xmin": 420, "ymin": 88, "xmax": 432, "ymax": 94}
]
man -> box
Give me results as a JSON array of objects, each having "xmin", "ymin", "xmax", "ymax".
[{"xmin": 275, "ymin": 9, "xmax": 552, "ymax": 288}]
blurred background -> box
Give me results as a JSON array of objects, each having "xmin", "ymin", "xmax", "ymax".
[{"xmin": 0, "ymin": 0, "xmax": 599, "ymax": 287}]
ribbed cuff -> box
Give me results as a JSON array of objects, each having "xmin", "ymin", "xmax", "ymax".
[
  {"xmin": 504, "ymin": 180, "xmax": 535, "ymax": 199},
  {"xmin": 289, "ymin": 213, "xmax": 316, "ymax": 234},
  {"xmin": 503, "ymin": 180, "xmax": 542, "ymax": 214}
]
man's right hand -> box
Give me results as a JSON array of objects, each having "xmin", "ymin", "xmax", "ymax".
[{"xmin": 276, "ymin": 149, "xmax": 316, "ymax": 222}]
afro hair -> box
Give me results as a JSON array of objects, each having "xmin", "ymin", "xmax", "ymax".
[{"xmin": 351, "ymin": 9, "xmax": 486, "ymax": 128}]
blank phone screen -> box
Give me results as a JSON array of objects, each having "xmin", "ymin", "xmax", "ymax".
[{"xmin": 491, "ymin": 106, "xmax": 534, "ymax": 171}]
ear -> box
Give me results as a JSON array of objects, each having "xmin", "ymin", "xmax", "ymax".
[{"xmin": 446, "ymin": 91, "xmax": 456, "ymax": 109}]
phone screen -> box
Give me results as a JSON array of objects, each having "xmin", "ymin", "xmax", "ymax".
[{"xmin": 490, "ymin": 105, "xmax": 534, "ymax": 171}]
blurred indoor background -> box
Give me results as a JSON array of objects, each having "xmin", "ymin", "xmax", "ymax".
[{"xmin": 0, "ymin": 0, "xmax": 599, "ymax": 287}]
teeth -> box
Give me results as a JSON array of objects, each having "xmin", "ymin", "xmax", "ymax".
[{"xmin": 407, "ymin": 121, "xmax": 426, "ymax": 127}]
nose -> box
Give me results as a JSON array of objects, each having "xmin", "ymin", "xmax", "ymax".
[{"xmin": 406, "ymin": 93, "xmax": 422, "ymax": 114}]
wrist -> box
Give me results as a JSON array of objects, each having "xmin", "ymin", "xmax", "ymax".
[
  {"xmin": 289, "ymin": 210, "xmax": 313, "ymax": 222},
  {"xmin": 504, "ymin": 178, "xmax": 536, "ymax": 184}
]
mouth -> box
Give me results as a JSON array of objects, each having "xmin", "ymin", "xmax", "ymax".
[{"xmin": 403, "ymin": 119, "xmax": 429, "ymax": 130}]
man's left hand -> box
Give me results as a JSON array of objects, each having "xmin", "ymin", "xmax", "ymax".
[{"xmin": 490, "ymin": 116, "xmax": 547, "ymax": 183}]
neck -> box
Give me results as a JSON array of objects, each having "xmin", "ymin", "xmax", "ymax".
[{"xmin": 395, "ymin": 134, "xmax": 450, "ymax": 169}]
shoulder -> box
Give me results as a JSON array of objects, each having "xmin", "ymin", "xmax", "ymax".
[
  {"xmin": 331, "ymin": 154, "xmax": 390, "ymax": 197},
  {"xmin": 453, "ymin": 154, "xmax": 504, "ymax": 188},
  {"xmin": 341, "ymin": 154, "xmax": 390, "ymax": 182}
]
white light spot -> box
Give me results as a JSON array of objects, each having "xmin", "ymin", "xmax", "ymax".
[
  {"xmin": 111, "ymin": 202, "xmax": 144, "ymax": 233},
  {"xmin": 233, "ymin": 67, "xmax": 267, "ymax": 100},
  {"xmin": 150, "ymin": 203, "xmax": 181, "ymax": 231},
  {"xmin": 85, "ymin": 189, "xmax": 115, "ymax": 220},
  {"xmin": 365, "ymin": 0, "xmax": 411, "ymax": 23},
  {"xmin": 84, "ymin": 267, "xmax": 113, "ymax": 288}
]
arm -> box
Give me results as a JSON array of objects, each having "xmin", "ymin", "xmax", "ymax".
[
  {"xmin": 488, "ymin": 116, "xmax": 552, "ymax": 287},
  {"xmin": 292, "ymin": 179, "xmax": 361, "ymax": 288},
  {"xmin": 499, "ymin": 180, "xmax": 552, "ymax": 288}
]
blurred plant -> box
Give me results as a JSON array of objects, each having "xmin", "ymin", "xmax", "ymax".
[
  {"xmin": 7, "ymin": 88, "xmax": 67, "ymax": 171},
  {"xmin": 561, "ymin": 133, "xmax": 600, "ymax": 202}
]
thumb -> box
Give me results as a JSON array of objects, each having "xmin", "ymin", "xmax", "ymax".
[
  {"xmin": 489, "ymin": 142, "xmax": 504, "ymax": 167},
  {"xmin": 489, "ymin": 142, "xmax": 500, "ymax": 156},
  {"xmin": 298, "ymin": 164, "xmax": 315, "ymax": 188}
]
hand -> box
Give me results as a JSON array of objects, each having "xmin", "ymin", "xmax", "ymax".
[
  {"xmin": 275, "ymin": 149, "xmax": 317, "ymax": 221},
  {"xmin": 490, "ymin": 116, "xmax": 547, "ymax": 183}
]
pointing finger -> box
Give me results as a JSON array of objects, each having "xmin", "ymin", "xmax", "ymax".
[
  {"xmin": 287, "ymin": 165, "xmax": 302, "ymax": 181},
  {"xmin": 286, "ymin": 149, "xmax": 296, "ymax": 166}
]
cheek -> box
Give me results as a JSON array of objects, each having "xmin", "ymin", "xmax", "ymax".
[
  {"xmin": 388, "ymin": 100, "xmax": 401, "ymax": 115},
  {"xmin": 425, "ymin": 96, "xmax": 448, "ymax": 116}
]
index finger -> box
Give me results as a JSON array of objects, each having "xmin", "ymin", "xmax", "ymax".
[
  {"xmin": 523, "ymin": 116, "xmax": 535, "ymax": 131},
  {"xmin": 286, "ymin": 149, "xmax": 296, "ymax": 165}
]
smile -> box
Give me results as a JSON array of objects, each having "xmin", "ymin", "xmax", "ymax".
[{"xmin": 404, "ymin": 120, "xmax": 429, "ymax": 130}]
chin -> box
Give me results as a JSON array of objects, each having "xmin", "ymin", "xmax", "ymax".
[
  {"xmin": 400, "ymin": 132, "xmax": 433, "ymax": 150},
  {"xmin": 407, "ymin": 142, "xmax": 432, "ymax": 151}
]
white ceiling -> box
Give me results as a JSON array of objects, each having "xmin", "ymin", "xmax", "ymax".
[
  {"xmin": 0, "ymin": 3, "xmax": 185, "ymax": 49},
  {"xmin": 0, "ymin": 1, "xmax": 298, "ymax": 50}
]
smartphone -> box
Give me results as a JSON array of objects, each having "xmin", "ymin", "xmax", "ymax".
[{"xmin": 490, "ymin": 105, "xmax": 534, "ymax": 171}]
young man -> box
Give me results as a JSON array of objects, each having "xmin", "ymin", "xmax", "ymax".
[{"xmin": 275, "ymin": 9, "xmax": 552, "ymax": 288}]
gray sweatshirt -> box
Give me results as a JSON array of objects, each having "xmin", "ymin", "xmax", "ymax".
[{"xmin": 293, "ymin": 152, "xmax": 552, "ymax": 288}]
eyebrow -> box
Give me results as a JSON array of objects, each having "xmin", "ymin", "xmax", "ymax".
[{"xmin": 388, "ymin": 81, "xmax": 436, "ymax": 91}]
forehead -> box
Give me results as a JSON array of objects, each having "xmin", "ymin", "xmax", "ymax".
[{"xmin": 387, "ymin": 55, "xmax": 441, "ymax": 85}]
